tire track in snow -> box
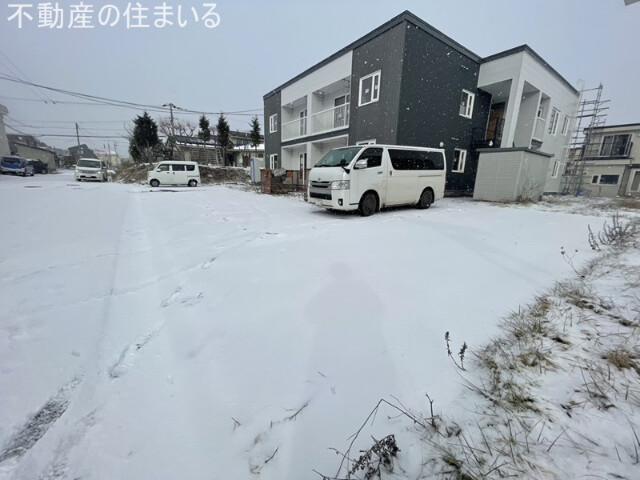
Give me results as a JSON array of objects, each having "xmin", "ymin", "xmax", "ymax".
[{"xmin": 0, "ymin": 378, "xmax": 80, "ymax": 465}]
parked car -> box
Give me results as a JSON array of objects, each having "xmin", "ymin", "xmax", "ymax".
[
  {"xmin": 75, "ymin": 158, "xmax": 107, "ymax": 182},
  {"xmin": 307, "ymin": 145, "xmax": 446, "ymax": 216},
  {"xmin": 27, "ymin": 159, "xmax": 49, "ymax": 174},
  {"xmin": 148, "ymin": 161, "xmax": 200, "ymax": 187},
  {"xmin": 1, "ymin": 156, "xmax": 34, "ymax": 176}
]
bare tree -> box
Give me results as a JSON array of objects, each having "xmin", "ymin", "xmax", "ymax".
[{"xmin": 158, "ymin": 117, "xmax": 197, "ymax": 160}]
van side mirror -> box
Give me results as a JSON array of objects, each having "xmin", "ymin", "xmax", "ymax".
[{"xmin": 354, "ymin": 159, "xmax": 368, "ymax": 170}]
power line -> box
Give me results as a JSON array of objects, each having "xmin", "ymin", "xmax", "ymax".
[
  {"xmin": 0, "ymin": 73, "xmax": 264, "ymax": 116},
  {"xmin": 0, "ymin": 50, "xmax": 56, "ymax": 104}
]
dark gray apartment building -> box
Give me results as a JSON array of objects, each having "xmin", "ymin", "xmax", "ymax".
[{"xmin": 263, "ymin": 11, "xmax": 579, "ymax": 195}]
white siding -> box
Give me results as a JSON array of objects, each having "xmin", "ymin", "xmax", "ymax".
[
  {"xmin": 281, "ymin": 52, "xmax": 353, "ymax": 106},
  {"xmin": 474, "ymin": 150, "xmax": 551, "ymax": 202}
]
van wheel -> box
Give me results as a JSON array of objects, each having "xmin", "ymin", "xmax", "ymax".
[
  {"xmin": 359, "ymin": 192, "xmax": 377, "ymax": 217},
  {"xmin": 417, "ymin": 189, "xmax": 434, "ymax": 209},
  {"xmin": 150, "ymin": 179, "xmax": 160, "ymax": 187},
  {"xmin": 188, "ymin": 179, "xmax": 198, "ymax": 187}
]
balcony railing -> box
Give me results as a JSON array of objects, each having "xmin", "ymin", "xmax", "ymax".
[
  {"xmin": 281, "ymin": 103, "xmax": 350, "ymax": 141},
  {"xmin": 282, "ymin": 116, "xmax": 308, "ymax": 141},
  {"xmin": 532, "ymin": 117, "xmax": 546, "ymax": 141},
  {"xmin": 312, "ymin": 103, "xmax": 350, "ymax": 135}
]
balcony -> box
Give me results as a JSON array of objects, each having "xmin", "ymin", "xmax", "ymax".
[
  {"xmin": 312, "ymin": 103, "xmax": 350, "ymax": 135},
  {"xmin": 282, "ymin": 116, "xmax": 308, "ymax": 142},
  {"xmin": 532, "ymin": 117, "xmax": 546, "ymax": 141}
]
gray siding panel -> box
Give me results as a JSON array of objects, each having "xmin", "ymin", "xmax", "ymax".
[
  {"xmin": 396, "ymin": 22, "xmax": 489, "ymax": 194},
  {"xmin": 264, "ymin": 92, "xmax": 281, "ymax": 167},
  {"xmin": 349, "ymin": 22, "xmax": 406, "ymax": 145}
]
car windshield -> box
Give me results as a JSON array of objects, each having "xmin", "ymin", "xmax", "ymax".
[
  {"xmin": 77, "ymin": 159, "xmax": 101, "ymax": 168},
  {"xmin": 314, "ymin": 147, "xmax": 361, "ymax": 167}
]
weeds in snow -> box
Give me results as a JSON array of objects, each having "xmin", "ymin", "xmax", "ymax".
[{"xmin": 588, "ymin": 213, "xmax": 637, "ymax": 251}]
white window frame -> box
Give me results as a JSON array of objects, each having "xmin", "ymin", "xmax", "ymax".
[
  {"xmin": 452, "ymin": 148, "xmax": 467, "ymax": 173},
  {"xmin": 269, "ymin": 154, "xmax": 278, "ymax": 170},
  {"xmin": 561, "ymin": 115, "xmax": 570, "ymax": 136},
  {"xmin": 548, "ymin": 108, "xmax": 560, "ymax": 136},
  {"xmin": 551, "ymin": 160, "xmax": 561, "ymax": 178},
  {"xmin": 358, "ymin": 70, "xmax": 381, "ymax": 107},
  {"xmin": 356, "ymin": 139, "xmax": 377, "ymax": 145},
  {"xmin": 459, "ymin": 90, "xmax": 475, "ymax": 119},
  {"xmin": 269, "ymin": 114, "xmax": 278, "ymax": 134}
]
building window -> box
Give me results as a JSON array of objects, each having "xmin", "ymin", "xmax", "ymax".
[
  {"xmin": 459, "ymin": 90, "xmax": 475, "ymax": 118},
  {"xmin": 591, "ymin": 174, "xmax": 619, "ymax": 185},
  {"xmin": 452, "ymin": 149, "xmax": 467, "ymax": 173},
  {"xmin": 600, "ymin": 134, "xmax": 631, "ymax": 157},
  {"xmin": 548, "ymin": 108, "xmax": 560, "ymax": 135},
  {"xmin": 551, "ymin": 160, "xmax": 561, "ymax": 178},
  {"xmin": 599, "ymin": 174, "xmax": 619, "ymax": 185},
  {"xmin": 561, "ymin": 116, "xmax": 570, "ymax": 136},
  {"xmin": 269, "ymin": 154, "xmax": 278, "ymax": 169},
  {"xmin": 358, "ymin": 71, "xmax": 381, "ymax": 106},
  {"xmin": 356, "ymin": 139, "xmax": 377, "ymax": 145},
  {"xmin": 269, "ymin": 114, "xmax": 278, "ymax": 133}
]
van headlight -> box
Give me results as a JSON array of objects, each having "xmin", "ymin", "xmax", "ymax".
[{"xmin": 331, "ymin": 180, "xmax": 350, "ymax": 190}]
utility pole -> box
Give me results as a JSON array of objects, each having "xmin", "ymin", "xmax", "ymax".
[
  {"xmin": 75, "ymin": 122, "xmax": 80, "ymax": 147},
  {"xmin": 162, "ymin": 102, "xmax": 181, "ymax": 159}
]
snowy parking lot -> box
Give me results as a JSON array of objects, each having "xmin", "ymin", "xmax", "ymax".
[{"xmin": 0, "ymin": 171, "xmax": 604, "ymax": 479}]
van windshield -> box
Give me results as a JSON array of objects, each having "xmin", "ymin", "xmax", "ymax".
[
  {"xmin": 314, "ymin": 147, "xmax": 361, "ymax": 167},
  {"xmin": 77, "ymin": 159, "xmax": 102, "ymax": 168}
]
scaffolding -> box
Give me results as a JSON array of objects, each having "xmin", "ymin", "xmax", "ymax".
[{"xmin": 561, "ymin": 84, "xmax": 610, "ymax": 195}]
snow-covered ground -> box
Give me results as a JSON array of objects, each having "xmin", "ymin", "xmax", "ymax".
[{"xmin": 0, "ymin": 171, "xmax": 628, "ymax": 479}]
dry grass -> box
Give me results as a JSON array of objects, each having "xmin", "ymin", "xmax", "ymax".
[{"xmin": 605, "ymin": 349, "xmax": 640, "ymax": 375}]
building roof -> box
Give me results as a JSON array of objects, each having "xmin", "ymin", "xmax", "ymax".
[
  {"xmin": 482, "ymin": 45, "xmax": 578, "ymax": 95},
  {"xmin": 589, "ymin": 122, "xmax": 640, "ymax": 130},
  {"xmin": 13, "ymin": 142, "xmax": 56, "ymax": 154},
  {"xmin": 263, "ymin": 10, "xmax": 482, "ymax": 100}
]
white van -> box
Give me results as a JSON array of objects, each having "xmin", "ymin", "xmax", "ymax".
[
  {"xmin": 307, "ymin": 145, "xmax": 446, "ymax": 216},
  {"xmin": 148, "ymin": 161, "xmax": 201, "ymax": 187},
  {"xmin": 75, "ymin": 158, "xmax": 107, "ymax": 182}
]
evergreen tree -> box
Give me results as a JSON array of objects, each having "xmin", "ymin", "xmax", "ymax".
[
  {"xmin": 198, "ymin": 115, "xmax": 212, "ymax": 163},
  {"xmin": 216, "ymin": 113, "xmax": 231, "ymax": 166},
  {"xmin": 249, "ymin": 115, "xmax": 261, "ymax": 158},
  {"xmin": 198, "ymin": 115, "xmax": 211, "ymax": 143},
  {"xmin": 129, "ymin": 111, "xmax": 160, "ymax": 163}
]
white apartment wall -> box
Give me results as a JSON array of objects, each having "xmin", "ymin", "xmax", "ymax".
[
  {"xmin": 519, "ymin": 53, "xmax": 577, "ymax": 175},
  {"xmin": 479, "ymin": 53, "xmax": 525, "ymax": 148},
  {"xmin": 281, "ymin": 143, "xmax": 308, "ymax": 171},
  {"xmin": 480, "ymin": 51, "xmax": 579, "ymax": 193},
  {"xmin": 281, "ymin": 52, "xmax": 353, "ymax": 107},
  {"xmin": 479, "ymin": 51, "xmax": 578, "ymax": 155},
  {"xmin": 514, "ymin": 91, "xmax": 540, "ymax": 147}
]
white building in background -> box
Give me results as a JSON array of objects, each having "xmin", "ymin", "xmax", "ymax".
[
  {"xmin": 576, "ymin": 123, "xmax": 640, "ymax": 197},
  {"xmin": 477, "ymin": 46, "xmax": 580, "ymax": 196},
  {"xmin": 0, "ymin": 104, "xmax": 10, "ymax": 157}
]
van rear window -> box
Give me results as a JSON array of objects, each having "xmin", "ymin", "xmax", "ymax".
[{"xmin": 389, "ymin": 149, "xmax": 445, "ymax": 171}]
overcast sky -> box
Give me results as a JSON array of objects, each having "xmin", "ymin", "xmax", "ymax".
[{"xmin": 1, "ymin": 0, "xmax": 638, "ymax": 156}]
